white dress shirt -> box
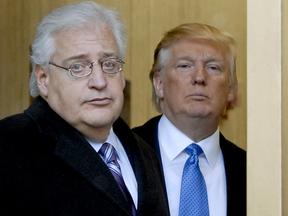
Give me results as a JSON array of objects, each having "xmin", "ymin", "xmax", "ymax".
[
  {"xmin": 86, "ymin": 127, "xmax": 138, "ymax": 208},
  {"xmin": 158, "ymin": 115, "xmax": 227, "ymax": 216}
]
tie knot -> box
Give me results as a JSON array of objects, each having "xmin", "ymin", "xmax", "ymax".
[
  {"xmin": 98, "ymin": 142, "xmax": 118, "ymax": 164},
  {"xmin": 185, "ymin": 143, "xmax": 203, "ymax": 156}
]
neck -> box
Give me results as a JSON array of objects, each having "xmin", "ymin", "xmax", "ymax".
[
  {"xmin": 76, "ymin": 125, "xmax": 112, "ymax": 143},
  {"xmin": 165, "ymin": 114, "xmax": 219, "ymax": 143}
]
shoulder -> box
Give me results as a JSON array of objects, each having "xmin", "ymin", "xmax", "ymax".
[
  {"xmin": 0, "ymin": 113, "xmax": 45, "ymax": 172},
  {"xmin": 220, "ymin": 134, "xmax": 246, "ymax": 214},
  {"xmin": 114, "ymin": 117, "xmax": 158, "ymax": 156},
  {"xmin": 132, "ymin": 130, "xmax": 158, "ymax": 157},
  {"xmin": 133, "ymin": 115, "xmax": 161, "ymax": 133},
  {"xmin": 220, "ymin": 133, "xmax": 246, "ymax": 156},
  {"xmin": 0, "ymin": 100, "xmax": 58, "ymax": 153},
  {"xmin": 0, "ymin": 113, "xmax": 36, "ymax": 139},
  {"xmin": 220, "ymin": 133, "xmax": 246, "ymax": 169},
  {"xmin": 132, "ymin": 115, "xmax": 162, "ymax": 145}
]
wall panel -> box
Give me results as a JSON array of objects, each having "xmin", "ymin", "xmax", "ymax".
[
  {"xmin": 247, "ymin": 0, "xmax": 285, "ymax": 214},
  {"xmin": 0, "ymin": 0, "xmax": 30, "ymax": 117},
  {"xmin": 282, "ymin": 0, "xmax": 288, "ymax": 214},
  {"xmin": 0, "ymin": 0, "xmax": 247, "ymax": 151},
  {"xmin": 129, "ymin": 0, "xmax": 247, "ymax": 150}
]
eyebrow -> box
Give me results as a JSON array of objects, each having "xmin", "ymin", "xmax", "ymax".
[
  {"xmin": 175, "ymin": 55, "xmax": 222, "ymax": 63},
  {"xmin": 101, "ymin": 52, "xmax": 115, "ymax": 58},
  {"xmin": 62, "ymin": 54, "xmax": 88, "ymax": 63},
  {"xmin": 175, "ymin": 55, "xmax": 194, "ymax": 62},
  {"xmin": 203, "ymin": 56, "xmax": 223, "ymax": 63},
  {"xmin": 62, "ymin": 52, "xmax": 116, "ymax": 64},
  {"xmin": 173, "ymin": 55, "xmax": 225, "ymax": 71}
]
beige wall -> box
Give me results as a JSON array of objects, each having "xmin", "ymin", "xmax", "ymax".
[
  {"xmin": 282, "ymin": 0, "xmax": 287, "ymax": 214},
  {"xmin": 129, "ymin": 0, "xmax": 247, "ymax": 152},
  {"xmin": 283, "ymin": 0, "xmax": 288, "ymax": 214},
  {"xmin": 0, "ymin": 0, "xmax": 247, "ymax": 150},
  {"xmin": 247, "ymin": 0, "xmax": 287, "ymax": 215},
  {"xmin": 1, "ymin": 0, "xmax": 288, "ymax": 214}
]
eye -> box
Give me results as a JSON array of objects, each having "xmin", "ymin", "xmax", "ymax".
[
  {"xmin": 208, "ymin": 65, "xmax": 220, "ymax": 70},
  {"xmin": 206, "ymin": 64, "xmax": 222, "ymax": 75},
  {"xmin": 70, "ymin": 63, "xmax": 87, "ymax": 72},
  {"xmin": 69, "ymin": 62, "xmax": 91, "ymax": 77},
  {"xmin": 179, "ymin": 64, "xmax": 190, "ymax": 68},
  {"xmin": 103, "ymin": 60, "xmax": 116, "ymax": 69},
  {"xmin": 176, "ymin": 62, "xmax": 193, "ymax": 72},
  {"xmin": 101, "ymin": 59, "xmax": 118, "ymax": 73}
]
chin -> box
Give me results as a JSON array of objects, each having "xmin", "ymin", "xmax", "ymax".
[
  {"xmin": 88, "ymin": 114, "xmax": 118, "ymax": 126},
  {"xmin": 188, "ymin": 110, "xmax": 211, "ymax": 119}
]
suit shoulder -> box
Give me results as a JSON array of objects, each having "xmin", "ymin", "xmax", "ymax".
[
  {"xmin": 0, "ymin": 113, "xmax": 38, "ymax": 145},
  {"xmin": 132, "ymin": 115, "xmax": 161, "ymax": 144},
  {"xmin": 133, "ymin": 115, "xmax": 161, "ymax": 132},
  {"xmin": 131, "ymin": 131, "xmax": 158, "ymax": 157},
  {"xmin": 0, "ymin": 113, "xmax": 33, "ymax": 132},
  {"xmin": 220, "ymin": 134, "xmax": 246, "ymax": 166}
]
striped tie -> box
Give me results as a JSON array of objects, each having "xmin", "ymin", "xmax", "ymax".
[{"xmin": 98, "ymin": 142, "xmax": 136, "ymax": 216}]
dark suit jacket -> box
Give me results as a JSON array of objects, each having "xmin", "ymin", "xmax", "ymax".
[
  {"xmin": 133, "ymin": 115, "xmax": 246, "ymax": 216},
  {"xmin": 0, "ymin": 97, "xmax": 169, "ymax": 216}
]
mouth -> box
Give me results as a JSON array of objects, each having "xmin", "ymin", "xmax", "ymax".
[
  {"xmin": 87, "ymin": 97, "xmax": 112, "ymax": 106},
  {"xmin": 189, "ymin": 93, "xmax": 209, "ymax": 100}
]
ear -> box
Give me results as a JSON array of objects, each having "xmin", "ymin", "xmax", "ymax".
[
  {"xmin": 121, "ymin": 70, "xmax": 126, "ymax": 90},
  {"xmin": 227, "ymin": 84, "xmax": 237, "ymax": 103},
  {"xmin": 34, "ymin": 64, "xmax": 49, "ymax": 98},
  {"xmin": 153, "ymin": 72, "xmax": 164, "ymax": 99}
]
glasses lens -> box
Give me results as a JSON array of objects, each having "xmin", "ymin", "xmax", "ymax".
[
  {"xmin": 102, "ymin": 59, "xmax": 123, "ymax": 74},
  {"xmin": 70, "ymin": 62, "xmax": 92, "ymax": 77}
]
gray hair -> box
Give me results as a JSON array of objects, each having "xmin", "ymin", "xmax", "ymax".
[{"xmin": 29, "ymin": 1, "xmax": 126, "ymax": 97}]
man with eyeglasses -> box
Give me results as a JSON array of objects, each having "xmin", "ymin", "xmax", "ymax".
[{"xmin": 0, "ymin": 2, "xmax": 168, "ymax": 216}]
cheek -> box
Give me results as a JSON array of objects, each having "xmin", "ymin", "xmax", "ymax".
[
  {"xmin": 215, "ymin": 82, "xmax": 231, "ymax": 102},
  {"xmin": 48, "ymin": 77, "xmax": 81, "ymax": 108},
  {"xmin": 48, "ymin": 72, "xmax": 67, "ymax": 91},
  {"xmin": 165, "ymin": 74, "xmax": 182, "ymax": 88},
  {"xmin": 109, "ymin": 76, "xmax": 125, "ymax": 100},
  {"xmin": 164, "ymin": 76, "xmax": 188, "ymax": 94}
]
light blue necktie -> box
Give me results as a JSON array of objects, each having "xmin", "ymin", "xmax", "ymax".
[{"xmin": 179, "ymin": 143, "xmax": 209, "ymax": 216}]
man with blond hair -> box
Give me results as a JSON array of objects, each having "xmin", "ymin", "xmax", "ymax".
[{"xmin": 133, "ymin": 23, "xmax": 246, "ymax": 216}]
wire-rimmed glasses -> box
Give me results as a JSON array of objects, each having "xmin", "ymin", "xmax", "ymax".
[{"xmin": 49, "ymin": 58, "xmax": 124, "ymax": 78}]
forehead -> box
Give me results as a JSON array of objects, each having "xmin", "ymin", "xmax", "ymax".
[
  {"xmin": 168, "ymin": 38, "xmax": 228, "ymax": 62},
  {"xmin": 52, "ymin": 24, "xmax": 118, "ymax": 60}
]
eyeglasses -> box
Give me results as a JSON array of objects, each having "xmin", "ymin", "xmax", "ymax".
[{"xmin": 49, "ymin": 58, "xmax": 125, "ymax": 78}]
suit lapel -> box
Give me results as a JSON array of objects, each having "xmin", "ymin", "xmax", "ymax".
[
  {"xmin": 133, "ymin": 115, "xmax": 246, "ymax": 216},
  {"xmin": 55, "ymin": 128, "xmax": 131, "ymax": 215},
  {"xmin": 114, "ymin": 118, "xmax": 147, "ymax": 211},
  {"xmin": 220, "ymin": 133, "xmax": 246, "ymax": 216},
  {"xmin": 132, "ymin": 115, "xmax": 169, "ymax": 209},
  {"xmin": 115, "ymin": 117, "xmax": 167, "ymax": 215},
  {"xmin": 26, "ymin": 97, "xmax": 131, "ymax": 215}
]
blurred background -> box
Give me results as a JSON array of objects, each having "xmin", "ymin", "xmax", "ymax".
[
  {"xmin": 0, "ymin": 0, "xmax": 247, "ymax": 150},
  {"xmin": 1, "ymin": 1, "xmax": 287, "ymax": 215}
]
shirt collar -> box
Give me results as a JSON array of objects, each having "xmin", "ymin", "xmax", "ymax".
[
  {"xmin": 85, "ymin": 127, "xmax": 120, "ymax": 158},
  {"xmin": 197, "ymin": 127, "xmax": 220, "ymax": 169},
  {"xmin": 158, "ymin": 115, "xmax": 220, "ymax": 169}
]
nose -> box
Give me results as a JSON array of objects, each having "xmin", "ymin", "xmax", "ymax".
[
  {"xmin": 193, "ymin": 64, "xmax": 207, "ymax": 85},
  {"xmin": 87, "ymin": 63, "xmax": 108, "ymax": 90}
]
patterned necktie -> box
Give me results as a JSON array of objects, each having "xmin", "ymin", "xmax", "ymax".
[
  {"xmin": 179, "ymin": 143, "xmax": 209, "ymax": 216},
  {"xmin": 98, "ymin": 142, "xmax": 137, "ymax": 216}
]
